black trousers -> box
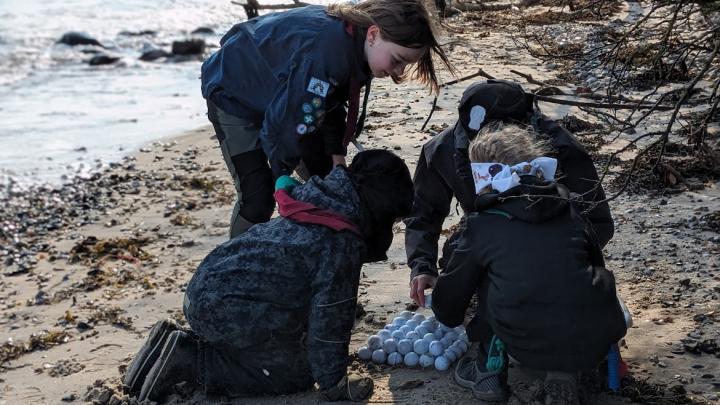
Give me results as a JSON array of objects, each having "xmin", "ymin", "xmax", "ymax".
[{"xmin": 207, "ymin": 100, "xmax": 333, "ymax": 238}]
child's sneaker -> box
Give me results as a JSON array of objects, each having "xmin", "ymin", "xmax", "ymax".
[
  {"xmin": 454, "ymin": 357, "xmax": 509, "ymax": 402},
  {"xmin": 544, "ymin": 371, "xmax": 580, "ymax": 405}
]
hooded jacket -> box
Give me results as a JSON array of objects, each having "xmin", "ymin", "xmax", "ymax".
[
  {"xmin": 201, "ymin": 5, "xmax": 372, "ymax": 177},
  {"xmin": 185, "ymin": 167, "xmax": 368, "ymax": 390},
  {"xmin": 431, "ymin": 178, "xmax": 627, "ymax": 371},
  {"xmin": 404, "ymin": 80, "xmax": 614, "ymax": 280}
]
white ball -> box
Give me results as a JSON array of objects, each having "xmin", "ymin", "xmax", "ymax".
[
  {"xmin": 372, "ymin": 349, "xmax": 387, "ymax": 364},
  {"xmin": 392, "ymin": 317, "xmax": 406, "ymax": 327},
  {"xmin": 423, "ymin": 333, "xmax": 435, "ymax": 343},
  {"xmin": 404, "ymin": 351, "xmax": 419, "ymax": 367},
  {"xmin": 444, "ymin": 331, "xmax": 459, "ymax": 341},
  {"xmin": 438, "ymin": 324, "xmax": 450, "ymax": 333},
  {"xmin": 405, "ymin": 320, "xmax": 419, "ymax": 329},
  {"xmin": 387, "ymin": 351, "xmax": 403, "ymax": 365},
  {"xmin": 399, "ymin": 325, "xmax": 413, "ymax": 335},
  {"xmin": 426, "ymin": 315, "xmax": 437, "ymax": 323},
  {"xmin": 411, "ymin": 314, "xmax": 426, "ymax": 323},
  {"xmin": 449, "ymin": 346, "xmax": 463, "ymax": 358},
  {"xmin": 434, "ymin": 355, "xmax": 450, "ymax": 371},
  {"xmin": 397, "ymin": 339, "xmax": 413, "ymax": 355},
  {"xmin": 454, "ymin": 326, "xmax": 465, "ymax": 334},
  {"xmin": 378, "ymin": 330, "xmax": 392, "ymax": 341},
  {"xmin": 459, "ymin": 332, "xmax": 469, "ymax": 343},
  {"xmin": 440, "ymin": 336, "xmax": 453, "ymax": 348},
  {"xmin": 413, "ymin": 339, "xmax": 429, "ymax": 355},
  {"xmin": 405, "ymin": 331, "xmax": 420, "ymax": 341},
  {"xmin": 391, "ymin": 330, "xmax": 405, "ymax": 341},
  {"xmin": 385, "ymin": 324, "xmax": 397, "ymax": 332},
  {"xmin": 421, "ymin": 320, "xmax": 436, "ymax": 332},
  {"xmin": 358, "ymin": 346, "xmax": 372, "ymax": 360},
  {"xmin": 382, "ymin": 339, "xmax": 397, "ymax": 353},
  {"xmin": 419, "ymin": 354, "xmax": 434, "ymax": 368},
  {"xmin": 400, "ymin": 310, "xmax": 414, "ymax": 319},
  {"xmin": 429, "ymin": 340, "xmax": 444, "ymax": 356},
  {"xmin": 433, "ymin": 329, "xmax": 444, "ymax": 340},
  {"xmin": 367, "ymin": 335, "xmax": 383, "ymax": 351},
  {"xmin": 415, "ymin": 326, "xmax": 429, "ymax": 337},
  {"xmin": 443, "ymin": 349, "xmax": 457, "ymax": 362},
  {"xmin": 456, "ymin": 340, "xmax": 468, "ymax": 352}
]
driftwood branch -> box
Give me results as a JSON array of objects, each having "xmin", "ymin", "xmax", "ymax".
[{"xmin": 232, "ymin": 0, "xmax": 309, "ymax": 18}]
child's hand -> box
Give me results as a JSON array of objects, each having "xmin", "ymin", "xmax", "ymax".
[{"xmin": 410, "ymin": 274, "xmax": 437, "ymax": 307}]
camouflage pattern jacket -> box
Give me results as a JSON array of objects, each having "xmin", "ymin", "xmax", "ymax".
[{"xmin": 185, "ymin": 167, "xmax": 367, "ymax": 390}]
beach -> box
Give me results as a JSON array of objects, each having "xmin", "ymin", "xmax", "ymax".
[{"xmin": 1, "ymin": 2, "xmax": 720, "ymax": 404}]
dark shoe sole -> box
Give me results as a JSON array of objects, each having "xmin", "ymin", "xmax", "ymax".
[
  {"xmin": 454, "ymin": 356, "xmax": 477, "ymax": 389},
  {"xmin": 138, "ymin": 330, "xmax": 195, "ymax": 402},
  {"xmin": 123, "ymin": 319, "xmax": 178, "ymax": 395}
]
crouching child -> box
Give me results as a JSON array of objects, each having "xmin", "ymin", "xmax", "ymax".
[
  {"xmin": 122, "ymin": 150, "xmax": 413, "ymax": 402},
  {"xmin": 431, "ymin": 124, "xmax": 627, "ymax": 404}
]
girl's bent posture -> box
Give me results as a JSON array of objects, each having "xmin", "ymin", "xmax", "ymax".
[{"xmin": 432, "ymin": 124, "xmax": 627, "ymax": 404}]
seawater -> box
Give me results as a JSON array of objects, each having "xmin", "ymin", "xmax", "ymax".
[{"xmin": 0, "ymin": 0, "xmax": 329, "ymax": 186}]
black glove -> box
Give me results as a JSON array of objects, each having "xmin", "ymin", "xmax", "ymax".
[{"xmin": 320, "ymin": 373, "xmax": 374, "ymax": 402}]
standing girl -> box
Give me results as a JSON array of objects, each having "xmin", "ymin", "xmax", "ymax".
[{"xmin": 201, "ymin": 0, "xmax": 453, "ymax": 237}]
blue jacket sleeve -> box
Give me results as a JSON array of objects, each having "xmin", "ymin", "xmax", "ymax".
[{"xmin": 260, "ymin": 42, "xmax": 352, "ymax": 178}]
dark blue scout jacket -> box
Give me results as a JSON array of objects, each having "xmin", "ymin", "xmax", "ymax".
[
  {"xmin": 201, "ymin": 5, "xmax": 372, "ymax": 178},
  {"xmin": 184, "ymin": 167, "xmax": 368, "ymax": 390}
]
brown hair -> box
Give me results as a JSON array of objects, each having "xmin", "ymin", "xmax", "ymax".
[
  {"xmin": 327, "ymin": 0, "xmax": 455, "ymax": 93},
  {"xmin": 469, "ymin": 122, "xmax": 552, "ymax": 164}
]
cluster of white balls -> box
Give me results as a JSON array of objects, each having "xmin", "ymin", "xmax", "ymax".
[{"xmin": 357, "ymin": 311, "xmax": 469, "ymax": 371}]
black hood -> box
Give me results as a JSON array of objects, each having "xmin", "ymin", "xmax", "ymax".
[
  {"xmin": 455, "ymin": 79, "xmax": 535, "ymax": 142},
  {"xmin": 474, "ymin": 177, "xmax": 570, "ymax": 223},
  {"xmin": 347, "ymin": 150, "xmax": 413, "ymax": 262}
]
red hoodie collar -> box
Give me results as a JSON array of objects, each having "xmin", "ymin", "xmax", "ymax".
[{"xmin": 274, "ymin": 189, "xmax": 362, "ymax": 237}]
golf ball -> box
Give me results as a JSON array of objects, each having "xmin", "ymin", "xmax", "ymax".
[
  {"xmin": 404, "ymin": 352, "xmax": 419, "ymax": 367},
  {"xmin": 387, "ymin": 351, "xmax": 403, "ymax": 365},
  {"xmin": 413, "ymin": 339, "xmax": 429, "ymax": 355},
  {"xmin": 429, "ymin": 340, "xmax": 444, "ymax": 356},
  {"xmin": 372, "ymin": 349, "xmax": 387, "ymax": 364},
  {"xmin": 443, "ymin": 349, "xmax": 457, "ymax": 362},
  {"xmin": 421, "ymin": 320, "xmax": 436, "ymax": 332},
  {"xmin": 405, "ymin": 331, "xmax": 420, "ymax": 341},
  {"xmin": 419, "ymin": 354, "xmax": 434, "ymax": 368},
  {"xmin": 434, "ymin": 355, "xmax": 450, "ymax": 371},
  {"xmin": 358, "ymin": 346, "xmax": 372, "ymax": 360},
  {"xmin": 367, "ymin": 335, "xmax": 383, "ymax": 351},
  {"xmin": 397, "ymin": 339, "xmax": 413, "ymax": 355},
  {"xmin": 382, "ymin": 339, "xmax": 397, "ymax": 354}
]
